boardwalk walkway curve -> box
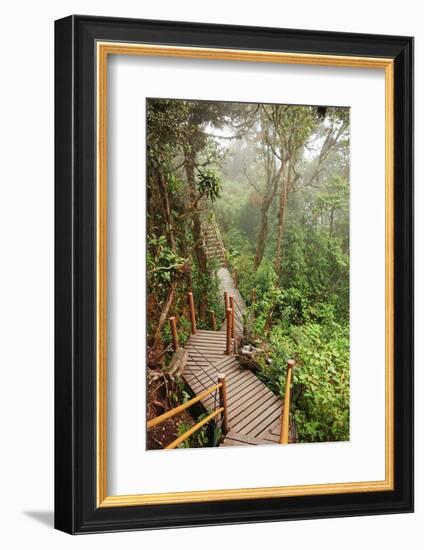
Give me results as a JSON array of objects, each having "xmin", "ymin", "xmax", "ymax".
[{"xmin": 181, "ymin": 213, "xmax": 292, "ymax": 447}]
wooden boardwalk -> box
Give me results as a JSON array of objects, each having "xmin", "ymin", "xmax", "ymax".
[
  {"xmin": 182, "ymin": 249, "xmax": 285, "ymax": 445},
  {"xmin": 180, "ymin": 211, "xmax": 294, "ymax": 447},
  {"xmin": 149, "ymin": 210, "xmax": 295, "ymax": 449},
  {"xmin": 183, "ymin": 331, "xmax": 283, "ymax": 445},
  {"xmin": 218, "ymin": 267, "xmax": 246, "ymax": 337}
]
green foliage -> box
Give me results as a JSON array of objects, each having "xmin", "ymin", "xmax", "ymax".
[
  {"xmin": 295, "ymin": 323, "xmax": 350, "ymax": 442},
  {"xmin": 256, "ymin": 320, "xmax": 350, "ymax": 442},
  {"xmin": 177, "ymin": 412, "xmax": 210, "ymax": 449},
  {"xmin": 196, "ymin": 168, "xmax": 222, "ymax": 202},
  {"xmin": 191, "ymin": 258, "xmax": 224, "ymax": 329},
  {"xmin": 161, "ymin": 316, "xmax": 192, "ymax": 354},
  {"xmin": 167, "ymin": 377, "xmax": 191, "ymax": 408},
  {"xmin": 147, "ymin": 235, "xmax": 186, "ymax": 287},
  {"xmin": 236, "ymin": 248, "xmax": 350, "ymax": 443}
]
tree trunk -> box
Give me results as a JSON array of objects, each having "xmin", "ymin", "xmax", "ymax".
[
  {"xmin": 152, "ymin": 282, "xmax": 176, "ymax": 350},
  {"xmin": 184, "ymin": 153, "xmax": 208, "ymax": 274},
  {"xmin": 274, "ymin": 177, "xmax": 289, "ymax": 278},
  {"xmin": 254, "ymin": 206, "xmax": 269, "ymax": 270},
  {"xmin": 157, "ymin": 170, "xmax": 176, "ymax": 252},
  {"xmin": 253, "ymin": 165, "xmax": 282, "ymax": 270},
  {"xmin": 184, "ymin": 151, "xmax": 208, "ymax": 319}
]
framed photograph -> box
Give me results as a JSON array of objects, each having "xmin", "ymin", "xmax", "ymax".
[{"xmin": 54, "ymin": 15, "xmax": 413, "ymax": 534}]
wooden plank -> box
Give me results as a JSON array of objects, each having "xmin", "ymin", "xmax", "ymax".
[
  {"xmin": 248, "ymin": 407, "xmax": 283, "ymax": 438},
  {"xmin": 186, "ymin": 348, "xmax": 226, "ymax": 356},
  {"xmin": 223, "ymin": 369, "xmax": 250, "ymax": 389},
  {"xmin": 185, "ymin": 367, "xmax": 257, "ymax": 409},
  {"xmin": 186, "ymin": 353, "xmax": 226, "ymax": 363},
  {"xmin": 231, "ymin": 393, "xmax": 279, "ymax": 433},
  {"xmin": 185, "ymin": 357, "xmax": 238, "ymax": 376},
  {"xmin": 188, "ymin": 331, "xmax": 227, "ymax": 339},
  {"xmin": 186, "ymin": 342, "xmax": 226, "ymax": 350},
  {"xmin": 262, "ymin": 432, "xmax": 280, "ymax": 443},
  {"xmin": 184, "ymin": 372, "xmax": 221, "ymax": 393},
  {"xmin": 230, "ymin": 396, "xmax": 278, "ymax": 433},
  {"xmin": 225, "ymin": 373, "xmax": 259, "ymax": 396},
  {"xmin": 228, "ymin": 384, "xmax": 278, "ymax": 422},
  {"xmin": 185, "ymin": 362, "xmax": 219, "ymax": 378},
  {"xmin": 186, "ymin": 355, "xmax": 223, "ymax": 363},
  {"xmin": 186, "ymin": 353, "xmax": 226, "ymax": 361},
  {"xmin": 185, "ymin": 362, "xmax": 232, "ymax": 379},
  {"xmin": 213, "ymin": 355, "xmax": 239, "ymax": 367},
  {"xmin": 185, "ymin": 363, "xmax": 237, "ymax": 378},
  {"xmin": 187, "ymin": 339, "xmax": 226, "ymax": 346},
  {"xmin": 186, "ymin": 357, "xmax": 226, "ymax": 367},
  {"xmin": 226, "ymin": 374, "xmax": 260, "ymax": 397},
  {"xmin": 226, "ymin": 379, "xmax": 268, "ymax": 413},
  {"xmin": 224, "ymin": 373, "xmax": 260, "ymax": 398},
  {"xmin": 220, "ymin": 431, "xmax": 273, "ymax": 447},
  {"xmin": 186, "ymin": 369, "xmax": 246, "ymax": 396},
  {"xmin": 187, "ymin": 343, "xmax": 226, "ymax": 350},
  {"xmin": 185, "ymin": 362, "xmax": 240, "ymax": 386},
  {"xmin": 185, "ymin": 371, "xmax": 222, "ymax": 392}
]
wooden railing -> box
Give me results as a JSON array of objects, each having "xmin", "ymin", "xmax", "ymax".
[
  {"xmin": 165, "ymin": 289, "xmax": 295, "ymax": 447},
  {"xmin": 168, "ymin": 292, "xmax": 234, "ymax": 355},
  {"xmin": 211, "ymin": 214, "xmax": 227, "ymax": 266},
  {"xmin": 147, "ymin": 375, "xmax": 229, "ymax": 450},
  {"xmin": 280, "ymin": 359, "xmax": 295, "ymax": 444}
]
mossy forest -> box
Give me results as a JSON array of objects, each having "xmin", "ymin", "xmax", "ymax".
[{"xmin": 147, "ymin": 98, "xmax": 350, "ymax": 450}]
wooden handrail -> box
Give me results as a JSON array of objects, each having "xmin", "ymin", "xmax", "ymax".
[
  {"xmin": 218, "ymin": 373, "xmax": 229, "ymax": 434},
  {"xmin": 169, "ymin": 316, "xmax": 179, "ymax": 351},
  {"xmin": 210, "ymin": 310, "xmax": 217, "ymax": 331},
  {"xmin": 211, "ymin": 215, "xmax": 227, "ymax": 266},
  {"xmin": 224, "ymin": 291, "xmax": 229, "ymax": 311},
  {"xmin": 187, "ymin": 292, "xmax": 197, "ymax": 334},
  {"xmin": 165, "ymin": 408, "xmax": 224, "ymax": 449},
  {"xmin": 229, "ymin": 296, "xmax": 235, "ymax": 339},
  {"xmin": 280, "ymin": 359, "xmax": 295, "ymax": 444},
  {"xmin": 225, "ymin": 308, "xmax": 233, "ymax": 355},
  {"xmin": 147, "ymin": 382, "xmax": 222, "ymax": 429}
]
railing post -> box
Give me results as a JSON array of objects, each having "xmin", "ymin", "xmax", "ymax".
[
  {"xmin": 225, "ymin": 308, "xmax": 232, "ymax": 355},
  {"xmin": 224, "ymin": 291, "xmax": 229, "ymax": 312},
  {"xmin": 233, "ymin": 267, "xmax": 238, "ymax": 288},
  {"xmin": 169, "ymin": 316, "xmax": 179, "ymax": 351},
  {"xmin": 218, "ymin": 373, "xmax": 229, "ymax": 434},
  {"xmin": 280, "ymin": 359, "xmax": 295, "ymax": 444},
  {"xmin": 229, "ymin": 296, "xmax": 235, "ymax": 339},
  {"xmin": 187, "ymin": 292, "xmax": 197, "ymax": 334},
  {"xmin": 210, "ymin": 310, "xmax": 217, "ymax": 331}
]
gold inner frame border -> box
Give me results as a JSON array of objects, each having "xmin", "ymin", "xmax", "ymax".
[{"xmin": 96, "ymin": 42, "xmax": 394, "ymax": 507}]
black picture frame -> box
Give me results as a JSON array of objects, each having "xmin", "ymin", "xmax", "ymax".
[{"xmin": 55, "ymin": 14, "xmax": 414, "ymax": 534}]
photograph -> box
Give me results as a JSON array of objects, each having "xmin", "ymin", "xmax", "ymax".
[
  {"xmin": 52, "ymin": 12, "xmax": 413, "ymax": 535},
  {"xmin": 146, "ymin": 98, "xmax": 350, "ymax": 450}
]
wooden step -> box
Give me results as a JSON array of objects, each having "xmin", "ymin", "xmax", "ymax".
[{"xmin": 219, "ymin": 430, "xmax": 274, "ymax": 447}]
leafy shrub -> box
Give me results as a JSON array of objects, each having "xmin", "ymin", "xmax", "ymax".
[{"xmin": 258, "ymin": 320, "xmax": 350, "ymax": 443}]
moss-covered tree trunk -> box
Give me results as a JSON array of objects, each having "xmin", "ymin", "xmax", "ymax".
[
  {"xmin": 274, "ymin": 176, "xmax": 289, "ymax": 278},
  {"xmin": 184, "ymin": 151, "xmax": 208, "ymax": 319}
]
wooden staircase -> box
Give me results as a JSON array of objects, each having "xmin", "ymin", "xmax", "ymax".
[
  {"xmin": 184, "ymin": 336, "xmax": 285, "ymax": 446},
  {"xmin": 203, "ymin": 214, "xmax": 227, "ymax": 268},
  {"xmin": 182, "ymin": 259, "xmax": 296, "ymax": 447},
  {"xmin": 150, "ymin": 211, "xmax": 297, "ymax": 449}
]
